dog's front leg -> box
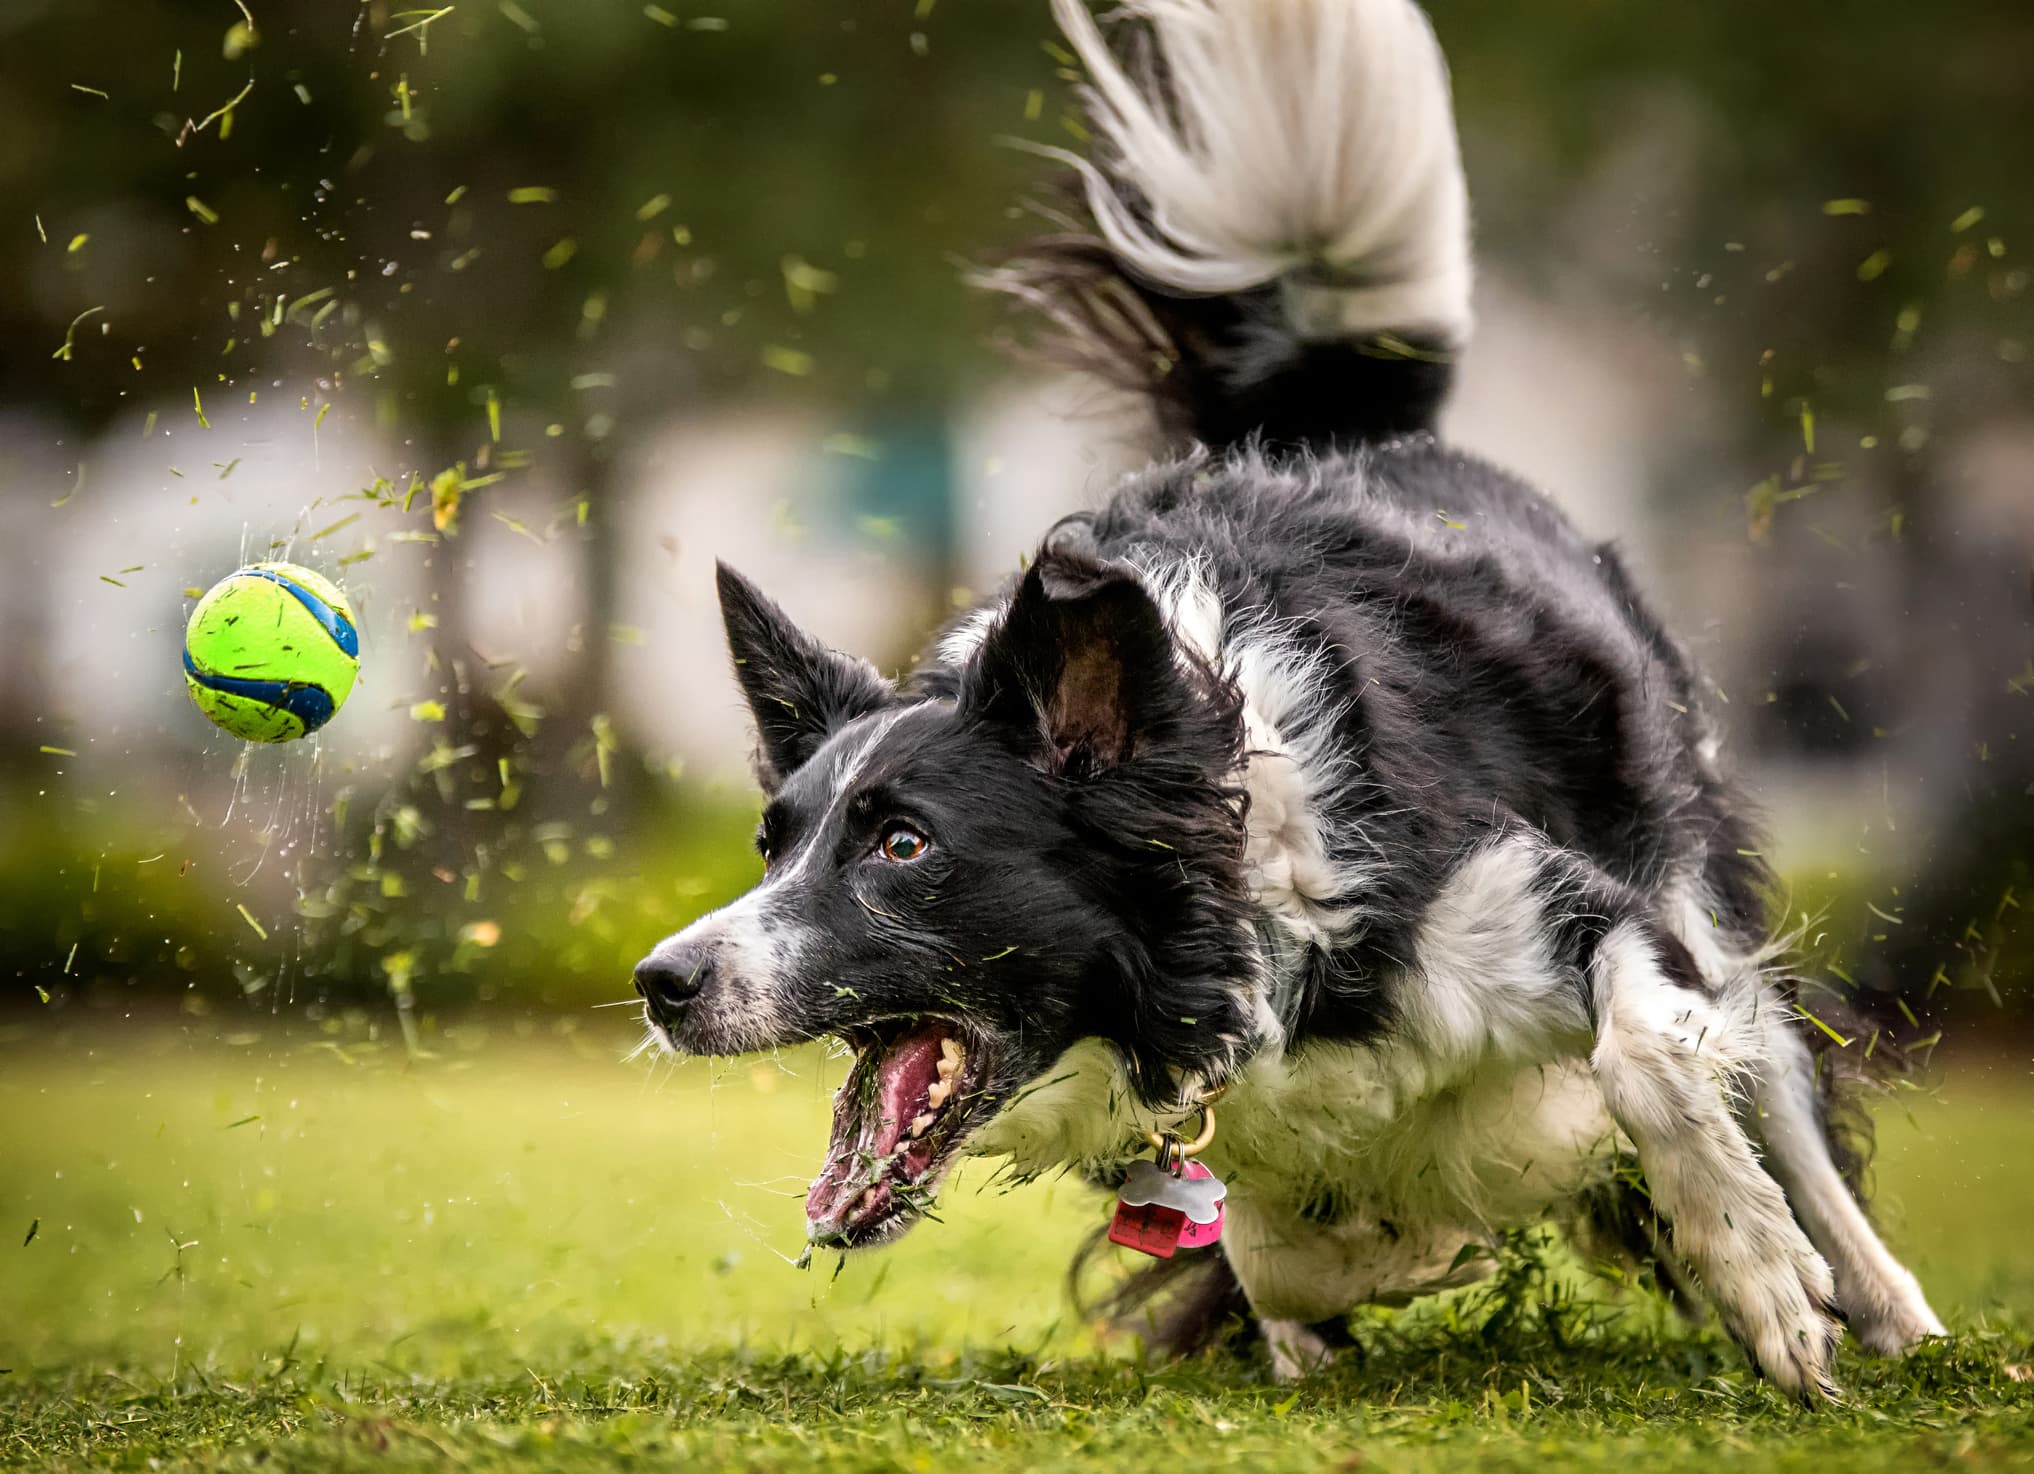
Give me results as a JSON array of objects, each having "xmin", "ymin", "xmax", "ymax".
[{"xmin": 1587, "ymin": 920, "xmax": 1842, "ymax": 1402}]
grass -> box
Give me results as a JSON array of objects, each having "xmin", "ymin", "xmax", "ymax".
[{"xmin": 2, "ymin": 1020, "xmax": 2033, "ymax": 1471}]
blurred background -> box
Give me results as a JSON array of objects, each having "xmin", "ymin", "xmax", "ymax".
[
  {"xmin": 5, "ymin": 0, "xmax": 2029, "ymax": 1042},
  {"xmin": 1, "ymin": 0, "xmax": 2032, "ymax": 1356}
]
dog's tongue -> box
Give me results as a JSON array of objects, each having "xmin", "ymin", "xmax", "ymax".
[{"xmin": 807, "ymin": 1023, "xmax": 947, "ymax": 1238}]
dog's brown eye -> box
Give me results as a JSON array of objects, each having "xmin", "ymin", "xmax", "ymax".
[{"xmin": 879, "ymin": 826, "xmax": 930, "ymax": 863}]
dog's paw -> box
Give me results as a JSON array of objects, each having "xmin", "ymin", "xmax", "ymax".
[
  {"xmin": 1681, "ymin": 1201, "xmax": 1842, "ymax": 1402},
  {"xmin": 1262, "ymin": 1318, "xmax": 1334, "ymax": 1383},
  {"xmin": 1741, "ymin": 1297, "xmax": 1843, "ymax": 1404},
  {"xmin": 1844, "ymin": 1262, "xmax": 1947, "ymax": 1357},
  {"xmin": 1851, "ymin": 1307, "xmax": 1947, "ymax": 1359},
  {"xmin": 1719, "ymin": 1231, "xmax": 1843, "ymax": 1403}
]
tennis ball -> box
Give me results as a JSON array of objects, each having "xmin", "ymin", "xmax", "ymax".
[{"xmin": 183, "ymin": 562, "xmax": 360, "ymax": 743}]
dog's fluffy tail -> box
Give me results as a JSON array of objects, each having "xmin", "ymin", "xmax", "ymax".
[{"xmin": 985, "ymin": 0, "xmax": 1472, "ymax": 451}]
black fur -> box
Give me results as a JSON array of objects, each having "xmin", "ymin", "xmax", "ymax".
[
  {"xmin": 987, "ymin": 230, "xmax": 1456, "ymax": 453},
  {"xmin": 1016, "ymin": 439, "xmax": 1774, "ymax": 1051}
]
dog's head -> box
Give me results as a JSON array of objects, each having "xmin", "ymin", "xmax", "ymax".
[{"xmin": 634, "ymin": 550, "xmax": 1259, "ymax": 1248}]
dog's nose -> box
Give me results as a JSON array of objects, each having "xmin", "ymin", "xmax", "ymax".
[{"xmin": 634, "ymin": 945, "xmax": 711, "ymax": 1028}]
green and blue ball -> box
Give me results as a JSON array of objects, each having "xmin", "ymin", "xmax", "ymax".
[{"xmin": 182, "ymin": 562, "xmax": 360, "ymax": 743}]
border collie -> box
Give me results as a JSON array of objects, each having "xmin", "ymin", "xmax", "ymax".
[{"xmin": 634, "ymin": 0, "xmax": 1944, "ymax": 1399}]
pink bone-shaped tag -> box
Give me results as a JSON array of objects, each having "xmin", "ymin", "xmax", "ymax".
[{"xmin": 1108, "ymin": 1158, "xmax": 1226, "ymax": 1257}]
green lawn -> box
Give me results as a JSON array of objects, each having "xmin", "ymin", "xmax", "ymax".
[{"xmin": 3, "ymin": 1021, "xmax": 2032, "ymax": 1471}]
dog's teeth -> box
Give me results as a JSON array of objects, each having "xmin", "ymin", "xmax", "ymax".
[
  {"xmin": 939, "ymin": 1037, "xmax": 963, "ymax": 1070},
  {"xmin": 926, "ymin": 1078, "xmax": 951, "ymax": 1108},
  {"xmin": 910, "ymin": 1112, "xmax": 937, "ymax": 1137},
  {"xmin": 859, "ymin": 1187, "xmax": 881, "ymax": 1216}
]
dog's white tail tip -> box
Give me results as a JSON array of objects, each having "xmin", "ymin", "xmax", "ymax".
[{"xmin": 1052, "ymin": 0, "xmax": 1473, "ymax": 347}]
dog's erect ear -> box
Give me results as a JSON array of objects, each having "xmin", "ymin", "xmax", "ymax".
[
  {"xmin": 963, "ymin": 551, "xmax": 1192, "ymax": 778},
  {"xmin": 716, "ymin": 562, "xmax": 893, "ymax": 792}
]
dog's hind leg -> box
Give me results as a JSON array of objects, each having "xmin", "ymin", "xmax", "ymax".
[
  {"xmin": 1586, "ymin": 920, "xmax": 1842, "ymax": 1401},
  {"xmin": 1751, "ymin": 1021, "xmax": 1945, "ymax": 1355},
  {"xmin": 1219, "ymin": 1197, "xmax": 1497, "ymax": 1381},
  {"xmin": 1260, "ymin": 1318, "xmax": 1336, "ymax": 1382}
]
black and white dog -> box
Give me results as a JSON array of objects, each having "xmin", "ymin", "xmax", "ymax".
[{"xmin": 634, "ymin": 0, "xmax": 1943, "ymax": 1398}]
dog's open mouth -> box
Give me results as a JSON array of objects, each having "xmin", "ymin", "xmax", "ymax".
[{"xmin": 807, "ymin": 1018, "xmax": 989, "ymax": 1247}]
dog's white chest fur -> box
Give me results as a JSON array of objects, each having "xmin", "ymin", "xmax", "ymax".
[{"xmin": 972, "ymin": 1037, "xmax": 1613, "ymax": 1228}]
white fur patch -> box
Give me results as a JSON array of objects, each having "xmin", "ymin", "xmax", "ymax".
[
  {"xmin": 971, "ymin": 1028, "xmax": 1618, "ymax": 1244},
  {"xmin": 969, "ymin": 1038, "xmax": 1149, "ymax": 1174},
  {"xmin": 696, "ymin": 892, "xmax": 808, "ymax": 1049},
  {"xmin": 1399, "ymin": 837, "xmax": 1594, "ymax": 1072},
  {"xmin": 1046, "ymin": 0, "xmax": 1473, "ymax": 344},
  {"xmin": 1129, "ymin": 553, "xmax": 1375, "ymax": 1031},
  {"xmin": 936, "ymin": 602, "xmax": 1005, "ymax": 667},
  {"xmin": 639, "ymin": 888, "xmax": 808, "ymax": 1056},
  {"xmin": 1218, "ymin": 1042, "xmax": 1615, "ymax": 1230},
  {"xmin": 825, "ymin": 707, "xmax": 909, "ymax": 808}
]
